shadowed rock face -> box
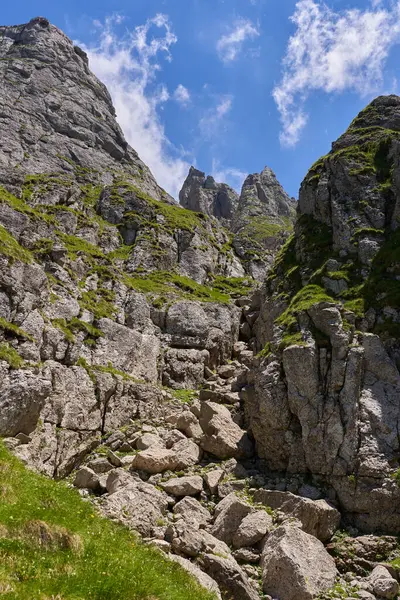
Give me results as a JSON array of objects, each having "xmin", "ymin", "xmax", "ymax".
[
  {"xmin": 248, "ymin": 95, "xmax": 400, "ymax": 534},
  {"xmin": 179, "ymin": 167, "xmax": 239, "ymax": 223},
  {"xmin": 0, "ymin": 17, "xmax": 169, "ymax": 202}
]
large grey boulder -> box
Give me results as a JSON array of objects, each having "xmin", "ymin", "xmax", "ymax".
[
  {"xmin": 173, "ymin": 497, "xmax": 212, "ymax": 527},
  {"xmin": 171, "ymin": 523, "xmax": 231, "ymax": 559},
  {"xmin": 367, "ymin": 565, "xmax": 399, "ymax": 599},
  {"xmin": 100, "ymin": 481, "xmax": 169, "ymax": 537},
  {"xmin": 161, "ymin": 475, "xmax": 203, "ymax": 496},
  {"xmin": 169, "ymin": 554, "xmax": 222, "ymax": 600},
  {"xmin": 232, "ymin": 510, "xmax": 273, "ymax": 548},
  {"xmin": 199, "ymin": 553, "xmax": 260, "ymax": 600},
  {"xmin": 261, "ymin": 524, "xmax": 338, "ymax": 600},
  {"xmin": 211, "ymin": 492, "xmax": 253, "ymax": 545},
  {"xmin": 254, "ymin": 490, "xmax": 340, "ymax": 542},
  {"xmin": 199, "ymin": 401, "xmax": 253, "ymax": 459}
]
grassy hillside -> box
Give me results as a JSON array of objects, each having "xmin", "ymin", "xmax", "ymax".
[{"xmin": 0, "ymin": 442, "xmax": 216, "ymax": 600}]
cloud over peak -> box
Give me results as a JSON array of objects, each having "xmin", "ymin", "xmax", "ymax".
[
  {"xmin": 217, "ymin": 18, "xmax": 260, "ymax": 63},
  {"xmin": 274, "ymin": 0, "xmax": 400, "ymax": 147}
]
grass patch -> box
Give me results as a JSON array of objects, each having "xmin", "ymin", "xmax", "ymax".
[
  {"xmin": 123, "ymin": 271, "xmax": 242, "ymax": 304},
  {"xmin": 0, "ymin": 442, "xmax": 216, "ymax": 600},
  {"xmin": 58, "ymin": 234, "xmax": 105, "ymax": 262},
  {"xmin": 0, "ymin": 226, "xmax": 32, "ymax": 264},
  {"xmin": 79, "ymin": 289, "xmax": 117, "ymax": 320},
  {"xmin": 0, "ymin": 344, "xmax": 24, "ymax": 369},
  {"xmin": 276, "ymin": 285, "xmax": 334, "ymax": 330},
  {"xmin": 169, "ymin": 389, "xmax": 198, "ymax": 404},
  {"xmin": 0, "ymin": 318, "xmax": 33, "ymax": 342}
]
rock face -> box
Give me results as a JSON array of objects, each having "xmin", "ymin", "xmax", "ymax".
[
  {"xmin": 179, "ymin": 165, "xmax": 296, "ymax": 280},
  {"xmin": 0, "ymin": 17, "xmax": 257, "ymax": 479},
  {"xmin": 233, "ymin": 166, "xmax": 295, "ymax": 230},
  {"xmin": 179, "ymin": 167, "xmax": 239, "ymax": 224},
  {"xmin": 0, "ymin": 18, "xmax": 166, "ymax": 202},
  {"xmin": 247, "ymin": 95, "xmax": 400, "ymax": 533}
]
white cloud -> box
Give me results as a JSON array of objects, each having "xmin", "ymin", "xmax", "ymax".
[
  {"xmin": 199, "ymin": 95, "xmax": 233, "ymax": 139},
  {"xmin": 212, "ymin": 159, "xmax": 247, "ymax": 192},
  {"xmin": 79, "ymin": 14, "xmax": 191, "ymax": 198},
  {"xmin": 217, "ymin": 18, "xmax": 260, "ymax": 63},
  {"xmin": 274, "ymin": 0, "xmax": 400, "ymax": 147},
  {"xmin": 174, "ymin": 84, "xmax": 191, "ymax": 106}
]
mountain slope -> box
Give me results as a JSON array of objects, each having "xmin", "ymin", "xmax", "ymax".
[{"xmin": 247, "ymin": 95, "xmax": 400, "ymax": 533}]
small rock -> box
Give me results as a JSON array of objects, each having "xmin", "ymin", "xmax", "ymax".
[
  {"xmin": 73, "ymin": 467, "xmax": 100, "ymax": 490},
  {"xmin": 107, "ymin": 450, "xmax": 122, "ymax": 467},
  {"xmin": 233, "ymin": 547, "xmax": 261, "ymax": 564},
  {"xmin": 204, "ymin": 468, "xmax": 224, "ymax": 494},
  {"xmin": 233, "ymin": 510, "xmax": 273, "ymax": 548},
  {"xmin": 173, "ymin": 496, "xmax": 212, "ymax": 527},
  {"xmin": 161, "ymin": 475, "xmax": 203, "ymax": 496}
]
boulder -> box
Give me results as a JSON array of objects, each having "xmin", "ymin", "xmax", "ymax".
[
  {"xmin": 261, "ymin": 524, "xmax": 338, "ymax": 600},
  {"xmin": 136, "ymin": 432, "xmax": 164, "ymax": 450},
  {"xmin": 211, "ymin": 492, "xmax": 253, "ymax": 545},
  {"xmin": 171, "ymin": 523, "xmax": 231, "ymax": 559},
  {"xmin": 254, "ymin": 489, "xmax": 340, "ymax": 542},
  {"xmin": 169, "ymin": 554, "xmax": 222, "ymax": 600},
  {"xmin": 100, "ymin": 481, "xmax": 169, "ymax": 537},
  {"xmin": 204, "ymin": 468, "xmax": 224, "ymax": 494},
  {"xmin": 367, "ymin": 565, "xmax": 399, "ymax": 599},
  {"xmin": 161, "ymin": 475, "xmax": 203, "ymax": 496},
  {"xmin": 73, "ymin": 467, "xmax": 100, "ymax": 491},
  {"xmin": 106, "ymin": 469, "xmax": 137, "ymax": 494},
  {"xmin": 199, "ymin": 553, "xmax": 260, "ymax": 600},
  {"xmin": 232, "ymin": 510, "xmax": 273, "ymax": 548},
  {"xmin": 199, "ymin": 401, "xmax": 252, "ymax": 459},
  {"xmin": 131, "ymin": 447, "xmax": 176, "ymax": 474},
  {"xmin": 173, "ymin": 497, "xmax": 212, "ymax": 527},
  {"xmin": 170, "ymin": 438, "xmax": 202, "ymax": 470}
]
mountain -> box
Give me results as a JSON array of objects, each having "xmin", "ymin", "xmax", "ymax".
[
  {"xmin": 1, "ymin": 17, "xmax": 400, "ymax": 600},
  {"xmin": 180, "ymin": 165, "xmax": 296, "ymax": 280}
]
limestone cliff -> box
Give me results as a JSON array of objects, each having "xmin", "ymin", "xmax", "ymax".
[{"xmin": 247, "ymin": 95, "xmax": 400, "ymax": 534}]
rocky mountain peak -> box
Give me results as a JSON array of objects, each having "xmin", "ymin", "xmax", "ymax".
[
  {"xmin": 234, "ymin": 165, "xmax": 296, "ymax": 232},
  {"xmin": 0, "ymin": 18, "xmax": 169, "ymax": 202},
  {"xmin": 179, "ymin": 166, "xmax": 239, "ymax": 223}
]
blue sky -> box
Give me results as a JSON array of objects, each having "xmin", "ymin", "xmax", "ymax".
[{"xmin": 3, "ymin": 1, "xmax": 400, "ymax": 198}]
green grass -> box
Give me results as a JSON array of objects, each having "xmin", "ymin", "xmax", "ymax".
[
  {"xmin": 123, "ymin": 271, "xmax": 246, "ymax": 304},
  {"xmin": 0, "ymin": 344, "xmax": 24, "ymax": 369},
  {"xmin": 0, "ymin": 318, "xmax": 33, "ymax": 342},
  {"xmin": 0, "ymin": 225, "xmax": 33, "ymax": 264},
  {"xmin": 0, "ymin": 442, "xmax": 216, "ymax": 600},
  {"xmin": 112, "ymin": 181, "xmax": 205, "ymax": 233},
  {"xmin": 169, "ymin": 389, "xmax": 198, "ymax": 404},
  {"xmin": 79, "ymin": 290, "xmax": 118, "ymax": 320},
  {"xmin": 58, "ymin": 233, "xmax": 105, "ymax": 262},
  {"xmin": 276, "ymin": 284, "xmax": 334, "ymax": 330}
]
